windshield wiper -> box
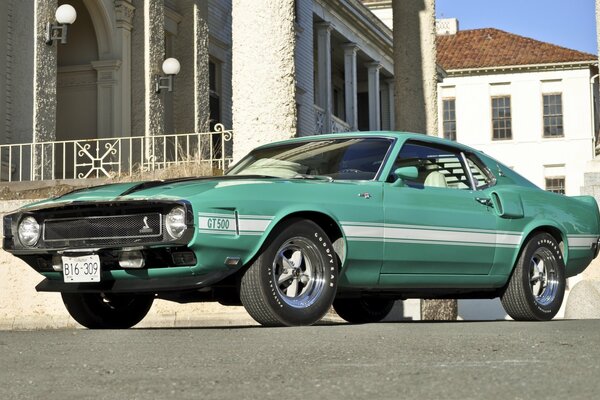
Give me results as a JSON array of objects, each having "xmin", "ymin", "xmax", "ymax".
[{"xmin": 293, "ymin": 174, "xmax": 334, "ymax": 182}]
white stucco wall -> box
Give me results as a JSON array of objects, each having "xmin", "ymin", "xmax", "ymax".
[
  {"xmin": 231, "ymin": 0, "xmax": 297, "ymax": 161},
  {"xmin": 439, "ymin": 67, "xmax": 596, "ymax": 195},
  {"xmin": 368, "ymin": 4, "xmax": 393, "ymax": 29}
]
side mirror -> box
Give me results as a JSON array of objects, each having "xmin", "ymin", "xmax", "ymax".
[{"xmin": 392, "ymin": 166, "xmax": 418, "ymax": 187}]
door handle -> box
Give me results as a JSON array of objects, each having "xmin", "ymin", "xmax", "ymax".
[{"xmin": 475, "ymin": 197, "xmax": 493, "ymax": 207}]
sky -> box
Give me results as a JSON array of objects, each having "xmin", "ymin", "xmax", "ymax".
[{"xmin": 436, "ymin": 0, "xmax": 597, "ymax": 55}]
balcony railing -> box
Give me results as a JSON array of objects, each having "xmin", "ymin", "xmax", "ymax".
[
  {"xmin": 314, "ymin": 105, "xmax": 352, "ymax": 134},
  {"xmin": 0, "ymin": 124, "xmax": 233, "ymax": 182}
]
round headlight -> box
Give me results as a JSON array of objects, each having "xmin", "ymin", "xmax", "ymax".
[
  {"xmin": 18, "ymin": 216, "xmax": 41, "ymax": 246},
  {"xmin": 166, "ymin": 207, "xmax": 187, "ymax": 239}
]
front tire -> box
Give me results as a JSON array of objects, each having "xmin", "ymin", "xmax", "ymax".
[
  {"xmin": 62, "ymin": 292, "xmax": 154, "ymax": 329},
  {"xmin": 333, "ymin": 297, "xmax": 395, "ymax": 324},
  {"xmin": 240, "ymin": 219, "xmax": 338, "ymax": 326},
  {"xmin": 501, "ymin": 233, "xmax": 565, "ymax": 321}
]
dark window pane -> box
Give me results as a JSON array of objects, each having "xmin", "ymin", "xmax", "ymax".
[
  {"xmin": 543, "ymin": 94, "xmax": 563, "ymax": 137},
  {"xmin": 545, "ymin": 177, "xmax": 565, "ymax": 194}
]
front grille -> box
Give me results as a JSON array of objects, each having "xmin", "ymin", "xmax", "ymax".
[{"xmin": 44, "ymin": 214, "xmax": 163, "ymax": 242}]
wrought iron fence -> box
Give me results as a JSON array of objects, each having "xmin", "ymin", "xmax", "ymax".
[{"xmin": 0, "ymin": 124, "xmax": 233, "ymax": 182}]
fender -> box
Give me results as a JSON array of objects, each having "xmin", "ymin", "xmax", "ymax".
[
  {"xmin": 490, "ymin": 219, "xmax": 568, "ymax": 279},
  {"xmin": 245, "ymin": 205, "xmax": 348, "ymax": 268}
]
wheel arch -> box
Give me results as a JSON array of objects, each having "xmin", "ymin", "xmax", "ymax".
[
  {"xmin": 512, "ymin": 223, "xmax": 568, "ymax": 271},
  {"xmin": 248, "ymin": 210, "xmax": 347, "ymax": 270}
]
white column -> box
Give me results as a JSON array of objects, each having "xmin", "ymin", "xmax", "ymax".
[
  {"xmin": 114, "ymin": 0, "xmax": 135, "ymax": 138},
  {"xmin": 232, "ymin": 0, "xmax": 297, "ymax": 160},
  {"xmin": 367, "ymin": 62, "xmax": 381, "ymax": 131},
  {"xmin": 386, "ymin": 79, "xmax": 395, "ymax": 130},
  {"xmin": 316, "ymin": 22, "xmax": 332, "ymax": 134},
  {"xmin": 91, "ymin": 60, "xmax": 122, "ymax": 137},
  {"xmin": 392, "ymin": 0, "xmax": 438, "ymax": 135},
  {"xmin": 343, "ymin": 43, "xmax": 358, "ymax": 130}
]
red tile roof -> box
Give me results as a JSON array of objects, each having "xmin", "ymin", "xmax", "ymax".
[{"xmin": 437, "ymin": 28, "xmax": 596, "ymax": 71}]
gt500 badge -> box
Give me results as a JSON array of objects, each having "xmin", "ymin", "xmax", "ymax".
[
  {"xmin": 198, "ymin": 212, "xmax": 237, "ymax": 235},
  {"xmin": 198, "ymin": 212, "xmax": 273, "ymax": 237}
]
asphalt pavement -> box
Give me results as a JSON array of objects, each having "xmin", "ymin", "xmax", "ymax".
[{"xmin": 1, "ymin": 320, "xmax": 599, "ymax": 400}]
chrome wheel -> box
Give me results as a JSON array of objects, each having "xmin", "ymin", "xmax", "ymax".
[
  {"xmin": 529, "ymin": 248, "xmax": 559, "ymax": 306},
  {"xmin": 501, "ymin": 232, "xmax": 565, "ymax": 321},
  {"xmin": 272, "ymin": 237, "xmax": 325, "ymax": 308},
  {"xmin": 240, "ymin": 219, "xmax": 338, "ymax": 326}
]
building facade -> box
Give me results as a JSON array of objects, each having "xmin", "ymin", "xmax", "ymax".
[
  {"xmin": 436, "ymin": 22, "xmax": 599, "ymax": 196},
  {"xmin": 0, "ymin": 0, "xmax": 402, "ymax": 180},
  {"xmin": 364, "ymin": 4, "xmax": 600, "ymax": 196}
]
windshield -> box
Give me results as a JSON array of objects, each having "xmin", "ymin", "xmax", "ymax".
[{"xmin": 227, "ymin": 137, "xmax": 393, "ymax": 180}]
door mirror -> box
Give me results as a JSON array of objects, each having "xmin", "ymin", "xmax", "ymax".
[{"xmin": 392, "ymin": 166, "xmax": 418, "ymax": 187}]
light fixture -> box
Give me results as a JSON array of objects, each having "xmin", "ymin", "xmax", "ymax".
[
  {"xmin": 45, "ymin": 4, "xmax": 77, "ymax": 45},
  {"xmin": 155, "ymin": 58, "xmax": 181, "ymax": 93}
]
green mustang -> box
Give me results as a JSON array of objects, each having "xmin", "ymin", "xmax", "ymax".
[{"xmin": 3, "ymin": 132, "xmax": 600, "ymax": 327}]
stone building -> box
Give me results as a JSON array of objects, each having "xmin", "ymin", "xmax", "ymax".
[{"xmin": 0, "ymin": 0, "xmax": 402, "ymax": 179}]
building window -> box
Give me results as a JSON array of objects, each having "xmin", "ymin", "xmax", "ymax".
[
  {"xmin": 543, "ymin": 93, "xmax": 564, "ymax": 137},
  {"xmin": 545, "ymin": 177, "xmax": 565, "ymax": 194},
  {"xmin": 492, "ymin": 96, "xmax": 512, "ymax": 140},
  {"xmin": 442, "ymin": 98, "xmax": 456, "ymax": 141}
]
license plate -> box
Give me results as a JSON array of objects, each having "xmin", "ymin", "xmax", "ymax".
[{"xmin": 62, "ymin": 255, "xmax": 101, "ymax": 283}]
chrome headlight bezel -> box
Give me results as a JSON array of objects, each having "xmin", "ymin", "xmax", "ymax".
[
  {"xmin": 165, "ymin": 206, "xmax": 187, "ymax": 239},
  {"xmin": 17, "ymin": 216, "xmax": 41, "ymax": 247}
]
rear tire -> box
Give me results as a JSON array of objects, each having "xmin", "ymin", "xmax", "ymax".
[
  {"xmin": 240, "ymin": 219, "xmax": 338, "ymax": 327},
  {"xmin": 501, "ymin": 233, "xmax": 565, "ymax": 321},
  {"xmin": 333, "ymin": 297, "xmax": 395, "ymax": 324},
  {"xmin": 62, "ymin": 292, "xmax": 154, "ymax": 329}
]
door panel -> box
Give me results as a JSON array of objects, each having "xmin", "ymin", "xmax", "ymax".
[
  {"xmin": 381, "ymin": 140, "xmax": 500, "ymax": 276},
  {"xmin": 382, "ymin": 185, "xmax": 498, "ymax": 275}
]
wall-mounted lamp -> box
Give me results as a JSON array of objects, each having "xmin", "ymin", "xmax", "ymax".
[
  {"xmin": 45, "ymin": 4, "xmax": 77, "ymax": 45},
  {"xmin": 155, "ymin": 58, "xmax": 181, "ymax": 93}
]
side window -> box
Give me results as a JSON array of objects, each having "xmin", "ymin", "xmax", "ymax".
[
  {"xmin": 391, "ymin": 142, "xmax": 471, "ymax": 190},
  {"xmin": 465, "ymin": 154, "xmax": 496, "ymax": 190}
]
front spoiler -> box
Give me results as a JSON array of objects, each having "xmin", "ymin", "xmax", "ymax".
[{"xmin": 36, "ymin": 269, "xmax": 237, "ymax": 294}]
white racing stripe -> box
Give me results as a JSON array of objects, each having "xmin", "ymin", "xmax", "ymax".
[
  {"xmin": 238, "ymin": 218, "xmax": 271, "ymax": 233},
  {"xmin": 342, "ymin": 223, "xmax": 522, "ymax": 247},
  {"xmin": 568, "ymin": 235, "xmax": 598, "ymax": 250}
]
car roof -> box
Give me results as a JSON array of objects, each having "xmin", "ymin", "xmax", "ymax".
[{"xmin": 255, "ymin": 131, "xmax": 481, "ymax": 154}]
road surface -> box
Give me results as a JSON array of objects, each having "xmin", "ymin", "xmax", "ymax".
[{"xmin": 1, "ymin": 320, "xmax": 599, "ymax": 399}]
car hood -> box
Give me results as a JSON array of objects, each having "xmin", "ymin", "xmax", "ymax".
[{"xmin": 18, "ymin": 175, "xmax": 281, "ymax": 210}]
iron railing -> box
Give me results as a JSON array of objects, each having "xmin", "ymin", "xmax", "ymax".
[
  {"xmin": 0, "ymin": 124, "xmax": 233, "ymax": 182},
  {"xmin": 314, "ymin": 105, "xmax": 352, "ymax": 134}
]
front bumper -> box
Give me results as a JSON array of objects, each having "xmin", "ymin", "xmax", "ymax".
[{"xmin": 36, "ymin": 268, "xmax": 237, "ymax": 294}]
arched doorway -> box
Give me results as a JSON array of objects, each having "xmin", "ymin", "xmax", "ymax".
[{"xmin": 56, "ymin": 0, "xmax": 99, "ymax": 142}]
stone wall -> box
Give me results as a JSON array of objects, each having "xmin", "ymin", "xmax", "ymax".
[
  {"xmin": 0, "ymin": 0, "xmax": 7, "ymax": 144},
  {"xmin": 7, "ymin": 1, "xmax": 35, "ymax": 145},
  {"xmin": 173, "ymin": 0, "xmax": 210, "ymax": 134}
]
